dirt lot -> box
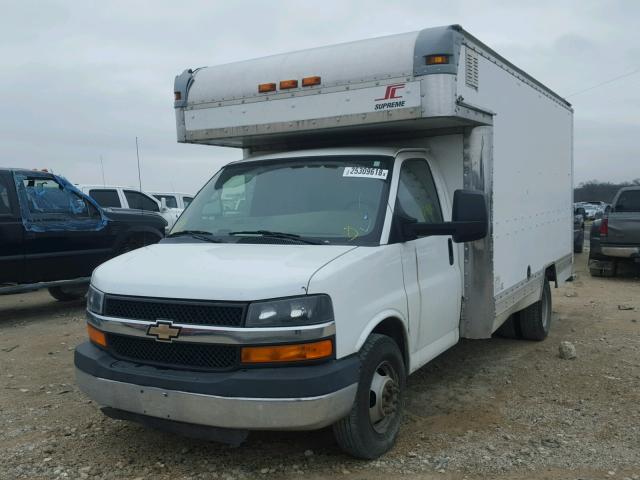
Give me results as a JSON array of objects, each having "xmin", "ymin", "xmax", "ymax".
[{"xmin": 1, "ymin": 250, "xmax": 639, "ymax": 480}]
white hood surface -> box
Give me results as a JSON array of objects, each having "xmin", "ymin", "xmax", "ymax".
[{"xmin": 92, "ymin": 242, "xmax": 357, "ymax": 301}]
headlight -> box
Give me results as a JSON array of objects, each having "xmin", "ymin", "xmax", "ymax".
[
  {"xmin": 87, "ymin": 285, "xmax": 105, "ymax": 314},
  {"xmin": 246, "ymin": 295, "xmax": 333, "ymax": 327}
]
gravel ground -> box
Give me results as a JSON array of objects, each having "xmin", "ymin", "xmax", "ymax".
[{"xmin": 1, "ymin": 249, "xmax": 639, "ymax": 480}]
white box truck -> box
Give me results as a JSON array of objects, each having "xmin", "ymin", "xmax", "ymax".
[{"xmin": 75, "ymin": 25, "xmax": 573, "ymax": 458}]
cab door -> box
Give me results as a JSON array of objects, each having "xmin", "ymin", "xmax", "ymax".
[
  {"xmin": 0, "ymin": 172, "xmax": 24, "ymax": 284},
  {"xmin": 17, "ymin": 174, "xmax": 112, "ymax": 282},
  {"xmin": 394, "ymin": 157, "xmax": 462, "ymax": 356}
]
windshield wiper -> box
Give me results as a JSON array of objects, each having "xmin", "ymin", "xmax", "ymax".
[
  {"xmin": 228, "ymin": 230, "xmax": 324, "ymax": 245},
  {"xmin": 167, "ymin": 230, "xmax": 223, "ymax": 243}
]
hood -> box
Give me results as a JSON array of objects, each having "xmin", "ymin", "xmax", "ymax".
[{"xmin": 92, "ymin": 242, "xmax": 357, "ymax": 301}]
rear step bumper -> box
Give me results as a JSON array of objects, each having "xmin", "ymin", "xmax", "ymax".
[{"xmin": 601, "ymin": 246, "xmax": 640, "ymax": 258}]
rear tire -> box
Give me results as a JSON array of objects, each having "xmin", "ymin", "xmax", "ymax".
[
  {"xmin": 588, "ymin": 257, "xmax": 616, "ymax": 277},
  {"xmin": 589, "ymin": 267, "xmax": 603, "ymax": 277},
  {"xmin": 495, "ymin": 314, "xmax": 520, "ymax": 339},
  {"xmin": 519, "ymin": 280, "xmax": 552, "ymax": 341},
  {"xmin": 333, "ymin": 334, "xmax": 406, "ymax": 459},
  {"xmin": 48, "ymin": 285, "xmax": 87, "ymax": 301}
]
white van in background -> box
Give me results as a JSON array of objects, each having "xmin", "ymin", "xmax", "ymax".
[
  {"xmin": 149, "ymin": 192, "xmax": 194, "ymax": 210},
  {"xmin": 78, "ymin": 185, "xmax": 180, "ymax": 231}
]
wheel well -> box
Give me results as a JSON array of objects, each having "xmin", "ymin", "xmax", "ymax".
[
  {"xmin": 545, "ymin": 264, "xmax": 557, "ymax": 287},
  {"xmin": 371, "ymin": 317, "xmax": 409, "ymax": 369}
]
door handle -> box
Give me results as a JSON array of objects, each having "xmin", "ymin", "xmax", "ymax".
[{"xmin": 448, "ymin": 238, "xmax": 454, "ymax": 266}]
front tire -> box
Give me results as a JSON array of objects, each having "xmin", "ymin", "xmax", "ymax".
[
  {"xmin": 333, "ymin": 334, "xmax": 405, "ymax": 459},
  {"xmin": 48, "ymin": 285, "xmax": 87, "ymax": 301},
  {"xmin": 519, "ymin": 280, "xmax": 552, "ymax": 341}
]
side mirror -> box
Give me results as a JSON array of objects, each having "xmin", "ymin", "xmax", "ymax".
[
  {"xmin": 450, "ymin": 189, "xmax": 489, "ymax": 242},
  {"xmin": 399, "ymin": 189, "xmax": 488, "ymax": 243},
  {"xmin": 160, "ymin": 197, "xmax": 168, "ymax": 211}
]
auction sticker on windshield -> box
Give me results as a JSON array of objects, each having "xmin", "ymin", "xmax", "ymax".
[{"xmin": 343, "ymin": 167, "xmax": 388, "ymax": 180}]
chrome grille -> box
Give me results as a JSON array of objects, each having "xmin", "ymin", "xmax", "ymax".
[{"xmin": 103, "ymin": 295, "xmax": 246, "ymax": 326}]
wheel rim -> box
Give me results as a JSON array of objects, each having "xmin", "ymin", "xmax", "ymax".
[
  {"xmin": 368, "ymin": 361, "xmax": 400, "ymax": 434},
  {"xmin": 541, "ymin": 286, "xmax": 551, "ymax": 329}
]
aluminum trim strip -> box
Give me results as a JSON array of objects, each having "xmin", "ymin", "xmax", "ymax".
[
  {"xmin": 76, "ymin": 369, "xmax": 356, "ymax": 431},
  {"xmin": 87, "ymin": 311, "xmax": 335, "ymax": 345}
]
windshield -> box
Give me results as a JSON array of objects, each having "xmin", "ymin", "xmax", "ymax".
[{"xmin": 172, "ymin": 155, "xmax": 393, "ymax": 245}]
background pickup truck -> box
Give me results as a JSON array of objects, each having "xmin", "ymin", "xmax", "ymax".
[
  {"xmin": 589, "ymin": 186, "xmax": 640, "ymax": 276},
  {"xmin": 0, "ymin": 168, "xmax": 166, "ymax": 300}
]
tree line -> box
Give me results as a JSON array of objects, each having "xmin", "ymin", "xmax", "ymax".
[{"xmin": 575, "ymin": 179, "xmax": 640, "ymax": 203}]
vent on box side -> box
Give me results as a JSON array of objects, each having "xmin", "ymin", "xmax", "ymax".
[{"xmin": 465, "ymin": 48, "xmax": 479, "ymax": 90}]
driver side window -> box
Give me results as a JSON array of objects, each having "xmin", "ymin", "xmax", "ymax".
[
  {"xmin": 22, "ymin": 177, "xmax": 91, "ymax": 218},
  {"xmin": 396, "ymin": 159, "xmax": 443, "ymax": 224}
]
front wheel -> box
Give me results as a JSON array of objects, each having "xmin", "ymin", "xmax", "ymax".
[{"xmin": 332, "ymin": 334, "xmax": 406, "ymax": 459}]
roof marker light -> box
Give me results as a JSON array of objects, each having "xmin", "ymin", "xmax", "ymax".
[
  {"xmin": 426, "ymin": 54, "xmax": 450, "ymax": 65},
  {"xmin": 279, "ymin": 79, "xmax": 299, "ymax": 89},
  {"xmin": 302, "ymin": 76, "xmax": 321, "ymax": 87},
  {"xmin": 258, "ymin": 83, "xmax": 277, "ymax": 93}
]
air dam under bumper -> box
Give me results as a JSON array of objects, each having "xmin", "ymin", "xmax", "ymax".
[{"xmin": 74, "ymin": 342, "xmax": 359, "ymax": 431}]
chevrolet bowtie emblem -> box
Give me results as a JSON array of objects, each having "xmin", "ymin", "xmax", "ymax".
[{"xmin": 147, "ymin": 320, "xmax": 181, "ymax": 342}]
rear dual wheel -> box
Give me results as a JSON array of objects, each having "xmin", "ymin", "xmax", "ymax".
[
  {"xmin": 495, "ymin": 280, "xmax": 552, "ymax": 341},
  {"xmin": 333, "ymin": 334, "xmax": 405, "ymax": 459}
]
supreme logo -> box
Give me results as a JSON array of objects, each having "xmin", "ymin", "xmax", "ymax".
[{"xmin": 374, "ymin": 83, "xmax": 406, "ymax": 110}]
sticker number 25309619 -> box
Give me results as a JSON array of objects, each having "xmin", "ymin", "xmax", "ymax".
[{"xmin": 343, "ymin": 166, "xmax": 388, "ymax": 180}]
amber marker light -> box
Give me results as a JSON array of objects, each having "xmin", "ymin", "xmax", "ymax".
[
  {"xmin": 258, "ymin": 82, "xmax": 277, "ymax": 93},
  {"xmin": 426, "ymin": 54, "xmax": 450, "ymax": 65},
  {"xmin": 87, "ymin": 324, "xmax": 107, "ymax": 348},
  {"xmin": 279, "ymin": 79, "xmax": 299, "ymax": 89},
  {"xmin": 241, "ymin": 339, "xmax": 333, "ymax": 364},
  {"xmin": 174, "ymin": 91, "xmax": 182, "ymax": 101},
  {"xmin": 302, "ymin": 76, "xmax": 321, "ymax": 87}
]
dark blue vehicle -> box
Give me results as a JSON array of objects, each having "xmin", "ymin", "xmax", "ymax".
[{"xmin": 0, "ymin": 168, "xmax": 166, "ymax": 300}]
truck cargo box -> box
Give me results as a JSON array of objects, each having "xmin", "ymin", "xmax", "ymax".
[{"xmin": 173, "ymin": 24, "xmax": 573, "ymax": 339}]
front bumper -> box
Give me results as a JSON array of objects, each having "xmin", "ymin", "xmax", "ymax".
[{"xmin": 75, "ymin": 342, "xmax": 358, "ymax": 431}]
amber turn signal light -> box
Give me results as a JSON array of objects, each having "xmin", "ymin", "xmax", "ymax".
[
  {"xmin": 302, "ymin": 76, "xmax": 321, "ymax": 87},
  {"xmin": 241, "ymin": 339, "xmax": 333, "ymax": 364},
  {"xmin": 279, "ymin": 79, "xmax": 299, "ymax": 90},
  {"xmin": 258, "ymin": 82, "xmax": 277, "ymax": 93},
  {"xmin": 426, "ymin": 54, "xmax": 450, "ymax": 65},
  {"xmin": 87, "ymin": 324, "xmax": 107, "ymax": 348},
  {"xmin": 174, "ymin": 91, "xmax": 182, "ymax": 101}
]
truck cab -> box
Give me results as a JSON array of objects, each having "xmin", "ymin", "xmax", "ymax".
[
  {"xmin": 75, "ymin": 25, "xmax": 573, "ymax": 458},
  {"xmin": 0, "ymin": 169, "xmax": 167, "ymax": 299}
]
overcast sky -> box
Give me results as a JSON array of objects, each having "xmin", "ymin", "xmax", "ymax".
[{"xmin": 1, "ymin": 0, "xmax": 638, "ymax": 193}]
